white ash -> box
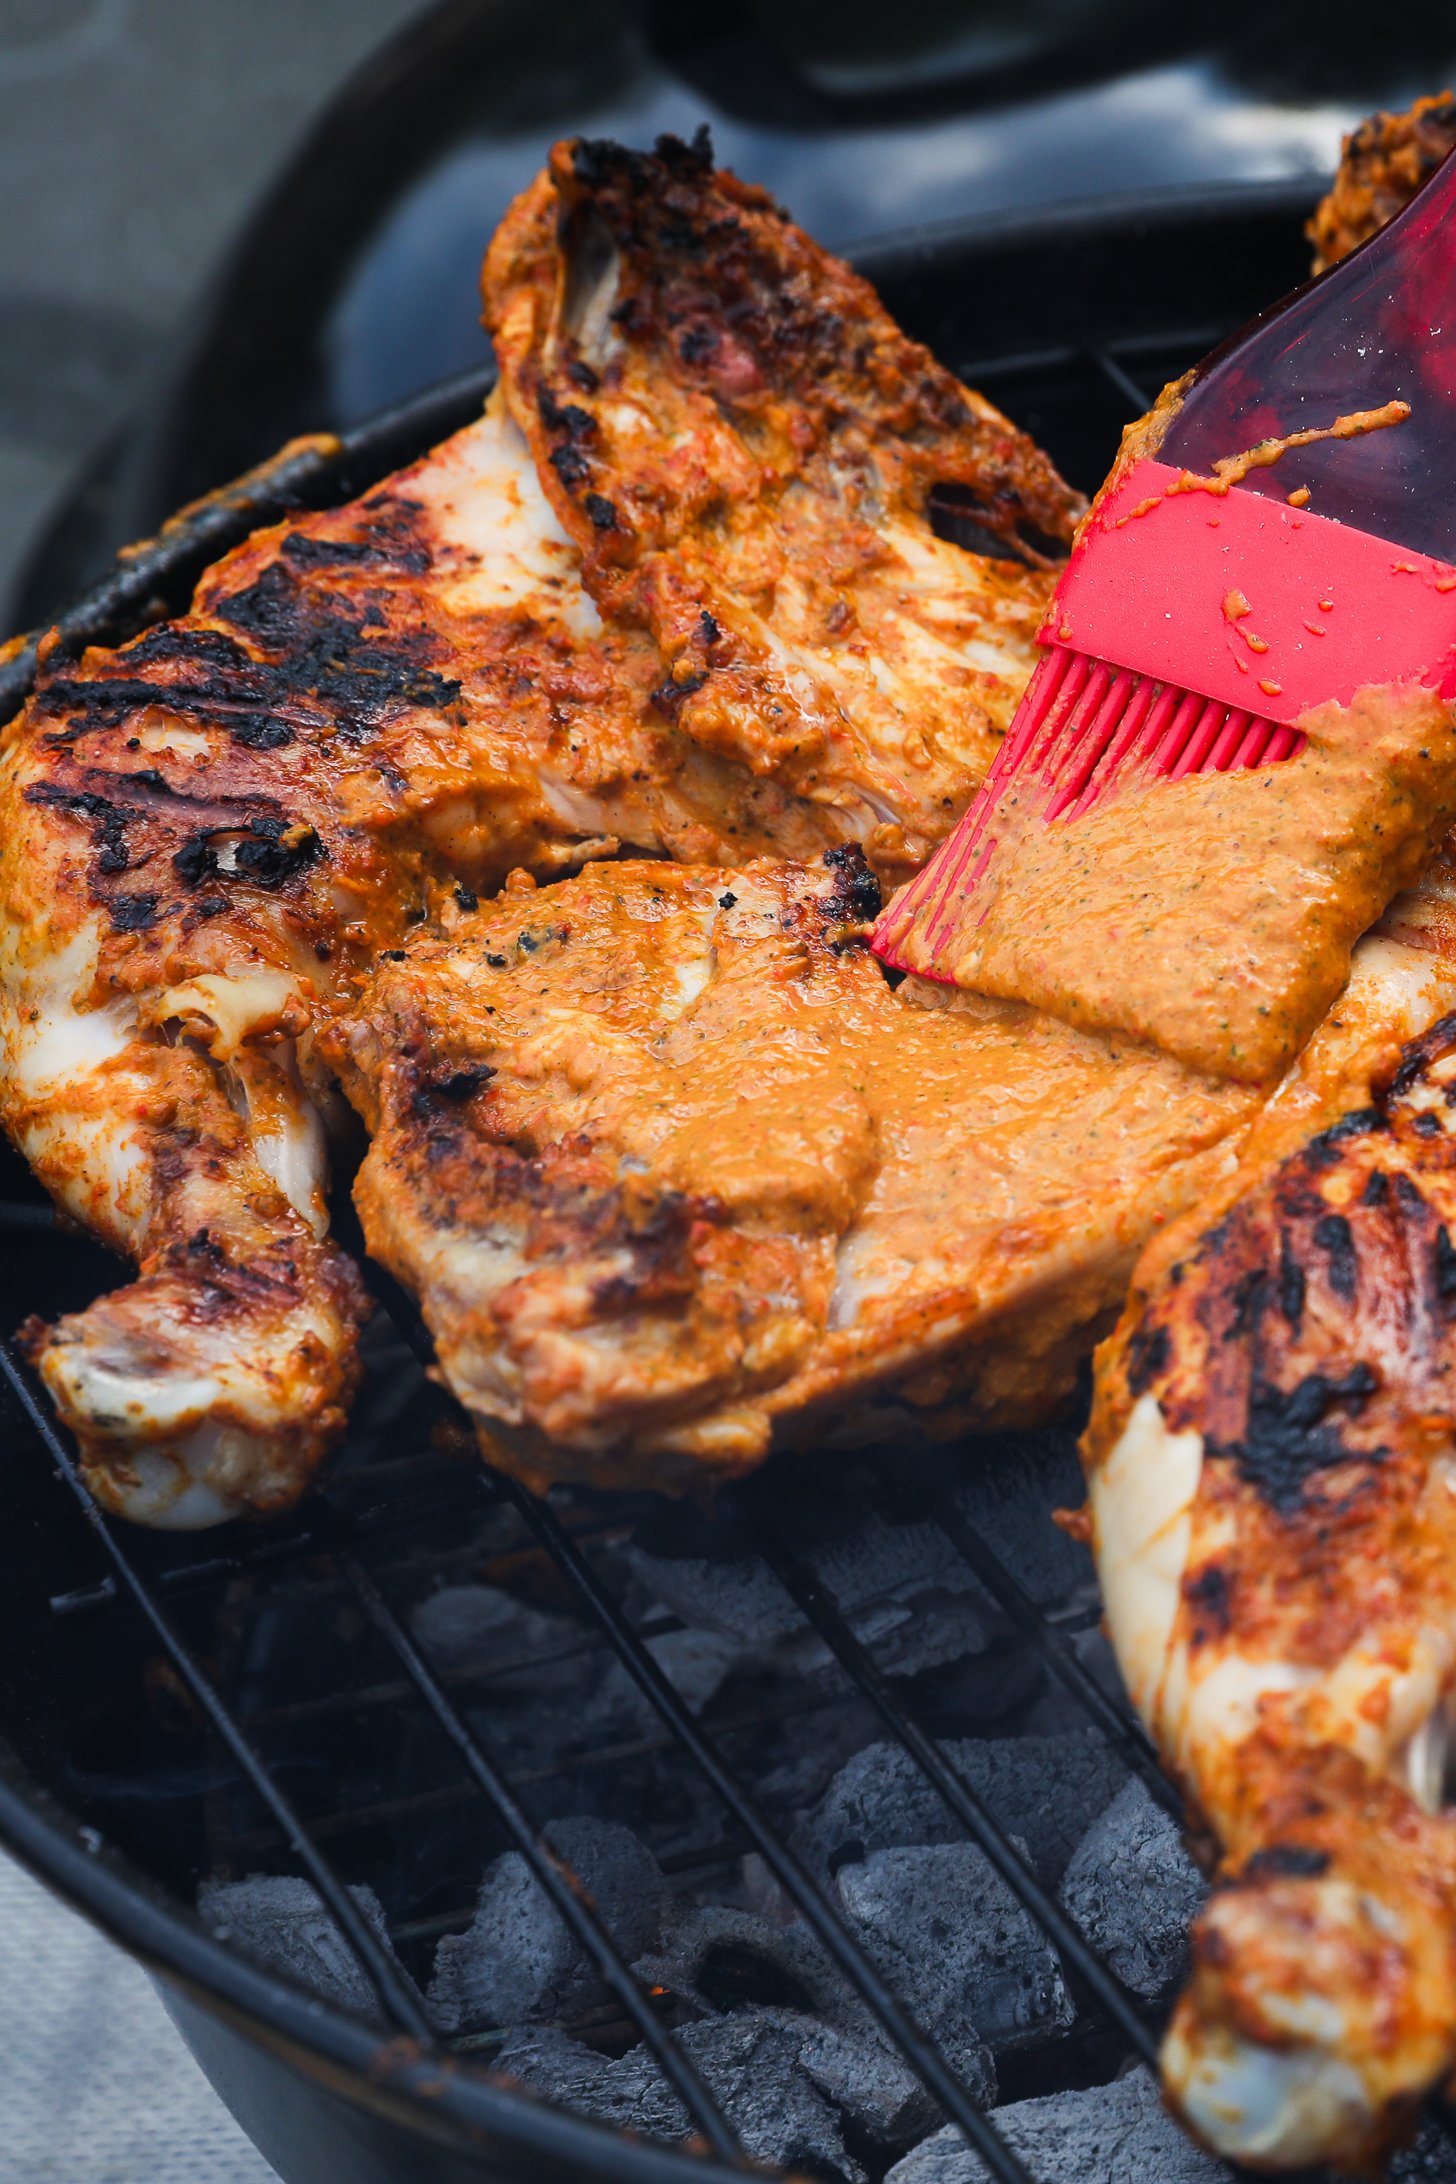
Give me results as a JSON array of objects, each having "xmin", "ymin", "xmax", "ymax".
[
  {"xmin": 796, "ymin": 1732, "xmax": 1127, "ymax": 1887},
  {"xmin": 1057, "ymin": 1779, "xmax": 1205, "ymax": 2001},
  {"xmin": 835, "ymin": 1839, "xmax": 1073, "ymax": 2066},
  {"xmin": 495, "ymin": 2014, "xmax": 868, "ymax": 2183},
  {"xmin": 196, "ymin": 1875, "xmax": 405, "ymax": 2026},
  {"xmin": 886, "ymin": 2067, "xmax": 1229, "ymax": 2184},
  {"xmin": 428, "ymin": 1818, "xmax": 664, "ymax": 2034}
]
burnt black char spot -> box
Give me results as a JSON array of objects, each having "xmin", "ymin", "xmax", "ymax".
[
  {"xmin": 1124, "ymin": 1318, "xmax": 1171, "ymax": 1396},
  {"xmin": 281, "ymin": 532, "xmax": 428, "ymax": 573},
  {"xmin": 1437, "ymin": 1226, "xmax": 1456, "ymax": 1308},
  {"xmin": 123, "ymin": 626, "xmax": 255, "ymax": 674},
  {"xmin": 212, "ymin": 564, "xmax": 461, "ymax": 734},
  {"xmin": 1304, "ymin": 1110, "xmax": 1379, "ymax": 1167},
  {"xmin": 1276, "ymin": 1235, "xmax": 1305, "ymax": 1329},
  {"xmin": 571, "ymin": 132, "xmax": 714, "ymax": 194},
  {"xmin": 1184, "ymin": 1561, "xmax": 1231, "ymax": 1641},
  {"xmin": 109, "ymin": 893, "xmax": 158, "ymax": 931},
  {"xmin": 583, "ymin": 493, "xmax": 620, "ymax": 532},
  {"xmin": 550, "ymin": 444, "xmax": 593, "ymax": 490},
  {"xmin": 650, "ymin": 671, "xmax": 707, "ymax": 720},
  {"xmin": 1312, "ymin": 1212, "xmax": 1357, "ymax": 1300},
  {"xmin": 174, "ymin": 818, "xmax": 322, "ymax": 892},
  {"xmin": 821, "ymin": 843, "xmax": 882, "ymax": 923},
  {"xmin": 1211, "ymin": 1363, "xmax": 1381, "ymax": 1510},
  {"xmin": 24, "ymin": 784, "xmax": 130, "ymax": 874},
  {"xmin": 538, "ymin": 388, "xmax": 598, "ymax": 442},
  {"xmin": 413, "ymin": 1065, "xmax": 496, "ymax": 1116},
  {"xmin": 1244, "ymin": 1844, "xmax": 1331, "ymax": 1880}
]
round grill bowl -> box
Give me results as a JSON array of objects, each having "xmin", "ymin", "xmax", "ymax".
[{"xmin": 0, "ymin": 185, "xmax": 1315, "ymax": 2184}]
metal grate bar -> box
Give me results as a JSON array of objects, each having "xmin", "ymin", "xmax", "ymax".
[
  {"xmin": 498, "ymin": 1475, "xmax": 1039, "ymax": 2184},
  {"xmin": 235, "ymin": 1612, "xmax": 686, "ymax": 1731},
  {"xmin": 327, "ymin": 1533, "xmax": 746, "ymax": 2166},
  {"xmin": 921, "ymin": 1491, "xmax": 1180, "ymax": 1815},
  {"xmin": 1089, "ymin": 346, "xmax": 1154, "ymax": 415},
  {"xmin": 0, "ymin": 1203, "xmax": 60, "ymax": 1233},
  {"xmin": 747, "ymin": 1520, "xmax": 1160, "ymax": 2069},
  {"xmin": 0, "ymin": 1343, "xmax": 433, "ymax": 2043}
]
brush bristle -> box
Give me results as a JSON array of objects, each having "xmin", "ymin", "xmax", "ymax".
[{"xmin": 875, "ymin": 647, "xmax": 1303, "ymax": 972}]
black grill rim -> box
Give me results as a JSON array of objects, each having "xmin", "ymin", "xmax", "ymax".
[{"xmin": 0, "ymin": 178, "xmax": 1368, "ymax": 2184}]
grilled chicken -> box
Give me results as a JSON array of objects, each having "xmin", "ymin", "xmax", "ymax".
[
  {"xmin": 1309, "ymin": 90, "xmax": 1456, "ymax": 272},
  {"xmin": 0, "ymin": 393, "xmax": 840, "ymax": 1525},
  {"xmin": 1068, "ymin": 108, "xmax": 1456, "ymax": 2171},
  {"xmin": 324, "ymin": 850, "xmax": 1255, "ymax": 1491},
  {"xmin": 485, "ymin": 132, "xmax": 1081, "ymax": 883},
  {"xmin": 0, "ymin": 135, "xmax": 1087, "ymax": 1525},
  {"xmin": 1084, "ymin": 870, "xmax": 1456, "ymax": 2170}
]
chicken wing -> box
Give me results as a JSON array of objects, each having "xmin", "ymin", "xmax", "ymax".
[
  {"xmin": 485, "ymin": 131, "xmax": 1082, "ymax": 882},
  {"xmin": 0, "ymin": 394, "xmax": 836, "ymax": 1524},
  {"xmin": 1084, "ymin": 872, "xmax": 1456, "ymax": 2170},
  {"xmin": 325, "ymin": 850, "xmax": 1255, "ymax": 1493}
]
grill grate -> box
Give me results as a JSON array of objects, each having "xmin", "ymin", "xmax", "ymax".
[
  {"xmin": 0, "ymin": 331, "xmax": 1402, "ymax": 2184},
  {"xmin": 0, "ymin": 1253, "xmax": 1181, "ymax": 2184}
]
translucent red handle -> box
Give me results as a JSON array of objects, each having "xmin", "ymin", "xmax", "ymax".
[{"xmin": 1163, "ymin": 148, "xmax": 1456, "ymax": 559}]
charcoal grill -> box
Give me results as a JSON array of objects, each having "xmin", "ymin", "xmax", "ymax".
[{"xmin": 0, "ymin": 185, "xmax": 1399, "ymax": 2184}]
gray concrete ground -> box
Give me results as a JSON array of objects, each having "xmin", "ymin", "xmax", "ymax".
[{"xmin": 0, "ymin": 0, "xmax": 427, "ymax": 615}]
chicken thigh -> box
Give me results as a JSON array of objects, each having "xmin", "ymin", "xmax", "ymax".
[{"xmin": 0, "ymin": 393, "xmax": 834, "ymax": 1524}]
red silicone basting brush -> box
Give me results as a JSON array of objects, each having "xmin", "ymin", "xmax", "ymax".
[{"xmin": 874, "ymin": 145, "xmax": 1456, "ymax": 980}]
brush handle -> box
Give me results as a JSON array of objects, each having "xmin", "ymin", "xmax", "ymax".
[{"xmin": 1164, "ymin": 147, "xmax": 1456, "ymax": 560}]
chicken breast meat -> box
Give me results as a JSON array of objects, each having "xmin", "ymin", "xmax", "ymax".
[
  {"xmin": 324, "ymin": 850, "xmax": 1254, "ymax": 1492},
  {"xmin": 485, "ymin": 130, "xmax": 1082, "ymax": 882},
  {"xmin": 0, "ymin": 138, "xmax": 1084, "ymax": 1525}
]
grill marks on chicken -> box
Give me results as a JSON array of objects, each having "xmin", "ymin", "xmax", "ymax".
[
  {"xmin": 326, "ymin": 854, "xmax": 1254, "ymax": 1493},
  {"xmin": 1084, "ymin": 896, "xmax": 1456, "ymax": 2170},
  {"xmin": 3, "ymin": 138, "xmax": 1088, "ymax": 1524},
  {"xmin": 0, "ymin": 395, "xmax": 842, "ymax": 1523},
  {"xmin": 485, "ymin": 132, "xmax": 1081, "ymax": 880}
]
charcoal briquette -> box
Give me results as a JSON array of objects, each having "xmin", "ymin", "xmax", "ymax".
[
  {"xmin": 1057, "ymin": 1778, "xmax": 1205, "ymax": 2000},
  {"xmin": 429, "ymin": 1818, "xmax": 664, "ymax": 2033},
  {"xmin": 495, "ymin": 2011, "xmax": 868, "ymax": 2183},
  {"xmin": 797, "ymin": 1732, "xmax": 1127, "ymax": 1886},
  {"xmin": 636, "ymin": 1903, "xmax": 988, "ymax": 2131},
  {"xmin": 886, "ymin": 2067, "xmax": 1231, "ymax": 2184},
  {"xmin": 196, "ymin": 1874, "xmax": 405, "ymax": 2026},
  {"xmin": 836, "ymin": 1839, "xmax": 1072, "ymax": 2065}
]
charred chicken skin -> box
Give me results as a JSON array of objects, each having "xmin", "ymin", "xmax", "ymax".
[
  {"xmin": 1077, "ymin": 104, "xmax": 1456, "ymax": 2175},
  {"xmin": 485, "ymin": 131, "xmax": 1081, "ymax": 882},
  {"xmin": 0, "ymin": 139, "xmax": 1081, "ymax": 1524},
  {"xmin": 1308, "ymin": 90, "xmax": 1456, "ymax": 272},
  {"xmin": 1086, "ymin": 876, "xmax": 1456, "ymax": 2171},
  {"xmin": 0, "ymin": 393, "xmax": 846, "ymax": 1525}
]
